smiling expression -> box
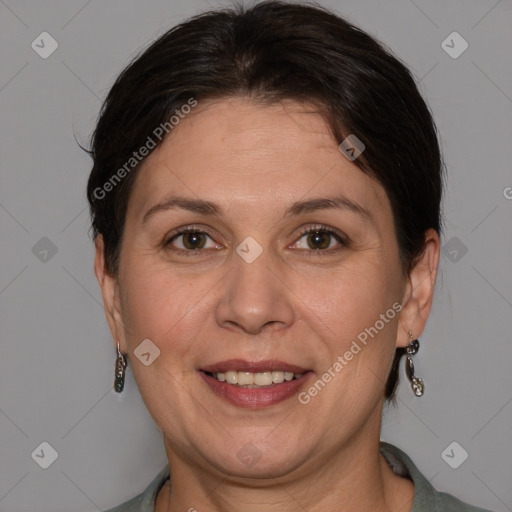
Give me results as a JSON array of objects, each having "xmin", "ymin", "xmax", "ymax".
[{"xmin": 97, "ymin": 97, "xmax": 421, "ymax": 478}]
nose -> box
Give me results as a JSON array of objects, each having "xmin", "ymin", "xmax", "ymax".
[{"xmin": 215, "ymin": 251, "xmax": 295, "ymax": 335}]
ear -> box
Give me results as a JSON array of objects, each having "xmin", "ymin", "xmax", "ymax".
[
  {"xmin": 397, "ymin": 228, "xmax": 440, "ymax": 348},
  {"xmin": 94, "ymin": 235, "xmax": 127, "ymax": 353}
]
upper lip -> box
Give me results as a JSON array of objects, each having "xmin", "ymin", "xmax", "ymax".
[{"xmin": 201, "ymin": 359, "xmax": 309, "ymax": 374}]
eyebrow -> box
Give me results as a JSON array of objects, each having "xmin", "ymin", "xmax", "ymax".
[
  {"xmin": 141, "ymin": 194, "xmax": 373, "ymax": 225},
  {"xmin": 142, "ymin": 197, "xmax": 222, "ymax": 224},
  {"xmin": 284, "ymin": 196, "xmax": 373, "ymax": 222}
]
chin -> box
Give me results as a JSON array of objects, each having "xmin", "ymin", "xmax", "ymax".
[{"xmin": 196, "ymin": 431, "xmax": 310, "ymax": 479}]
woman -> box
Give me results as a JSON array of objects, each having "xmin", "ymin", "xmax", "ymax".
[{"xmin": 87, "ymin": 2, "xmax": 494, "ymax": 511}]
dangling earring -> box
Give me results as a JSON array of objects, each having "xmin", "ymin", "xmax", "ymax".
[
  {"xmin": 405, "ymin": 332, "xmax": 424, "ymax": 396},
  {"xmin": 114, "ymin": 341, "xmax": 127, "ymax": 393}
]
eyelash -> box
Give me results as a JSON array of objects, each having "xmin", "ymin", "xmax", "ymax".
[
  {"xmin": 294, "ymin": 224, "xmax": 348, "ymax": 256},
  {"xmin": 163, "ymin": 224, "xmax": 348, "ymax": 257},
  {"xmin": 163, "ymin": 226, "xmax": 217, "ymax": 257}
]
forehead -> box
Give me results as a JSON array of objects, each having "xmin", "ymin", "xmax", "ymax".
[{"xmin": 127, "ymin": 97, "xmax": 389, "ymax": 221}]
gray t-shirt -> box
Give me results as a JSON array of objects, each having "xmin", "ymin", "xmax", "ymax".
[{"xmin": 103, "ymin": 442, "xmax": 494, "ymax": 512}]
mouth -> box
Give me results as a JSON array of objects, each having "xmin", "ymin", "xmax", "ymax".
[{"xmin": 199, "ymin": 359, "xmax": 312, "ymax": 408}]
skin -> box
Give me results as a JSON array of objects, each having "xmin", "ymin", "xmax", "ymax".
[{"xmin": 95, "ymin": 97, "xmax": 440, "ymax": 512}]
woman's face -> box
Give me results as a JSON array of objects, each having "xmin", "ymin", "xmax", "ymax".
[{"xmin": 97, "ymin": 97, "xmax": 434, "ymax": 479}]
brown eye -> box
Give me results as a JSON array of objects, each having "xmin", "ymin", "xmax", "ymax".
[
  {"xmin": 166, "ymin": 230, "xmax": 219, "ymax": 252},
  {"xmin": 181, "ymin": 232, "xmax": 207, "ymax": 249},
  {"xmin": 306, "ymin": 231, "xmax": 332, "ymax": 250},
  {"xmin": 290, "ymin": 226, "xmax": 346, "ymax": 254}
]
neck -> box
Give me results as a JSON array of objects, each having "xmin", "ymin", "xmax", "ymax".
[{"xmin": 157, "ymin": 409, "xmax": 414, "ymax": 512}]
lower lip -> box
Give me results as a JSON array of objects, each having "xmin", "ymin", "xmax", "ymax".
[{"xmin": 200, "ymin": 371, "xmax": 311, "ymax": 408}]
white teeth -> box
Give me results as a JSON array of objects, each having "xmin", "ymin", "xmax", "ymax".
[
  {"xmin": 225, "ymin": 371, "xmax": 237, "ymax": 384},
  {"xmin": 272, "ymin": 371, "xmax": 285, "ymax": 383},
  {"xmin": 238, "ymin": 371, "xmax": 253, "ymax": 386},
  {"xmin": 254, "ymin": 372, "xmax": 273, "ymax": 386},
  {"xmin": 213, "ymin": 370, "xmax": 303, "ymax": 386}
]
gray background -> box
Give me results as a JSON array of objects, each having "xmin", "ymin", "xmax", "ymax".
[{"xmin": 1, "ymin": 0, "xmax": 511, "ymax": 510}]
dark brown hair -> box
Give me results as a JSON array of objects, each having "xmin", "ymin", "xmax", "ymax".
[{"xmin": 87, "ymin": 0, "xmax": 443, "ymax": 401}]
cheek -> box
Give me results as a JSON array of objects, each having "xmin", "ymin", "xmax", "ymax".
[
  {"xmin": 293, "ymin": 257, "xmax": 402, "ymax": 397},
  {"xmin": 118, "ymin": 259, "xmax": 209, "ymax": 354},
  {"xmin": 301, "ymin": 258, "xmax": 399, "ymax": 334},
  {"xmin": 117, "ymin": 261, "xmax": 213, "ymax": 419}
]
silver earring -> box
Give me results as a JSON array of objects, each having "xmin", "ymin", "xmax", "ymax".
[
  {"xmin": 114, "ymin": 341, "xmax": 127, "ymax": 393},
  {"xmin": 405, "ymin": 332, "xmax": 424, "ymax": 397}
]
